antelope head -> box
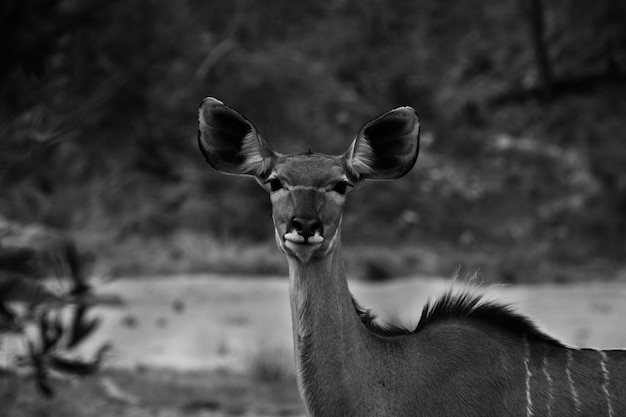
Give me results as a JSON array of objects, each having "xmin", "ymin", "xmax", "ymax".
[{"xmin": 198, "ymin": 97, "xmax": 420, "ymax": 264}]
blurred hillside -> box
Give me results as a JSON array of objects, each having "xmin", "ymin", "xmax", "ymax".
[{"xmin": 1, "ymin": 0, "xmax": 625, "ymax": 282}]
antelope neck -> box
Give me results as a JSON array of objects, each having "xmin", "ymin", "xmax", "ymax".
[{"xmin": 286, "ymin": 238, "xmax": 367, "ymax": 413}]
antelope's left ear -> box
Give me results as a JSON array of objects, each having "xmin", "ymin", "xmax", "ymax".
[{"xmin": 342, "ymin": 107, "xmax": 419, "ymax": 180}]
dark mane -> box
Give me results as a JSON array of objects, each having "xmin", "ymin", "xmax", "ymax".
[{"xmin": 353, "ymin": 289, "xmax": 564, "ymax": 347}]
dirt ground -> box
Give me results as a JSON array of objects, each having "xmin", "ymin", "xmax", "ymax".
[
  {"xmin": 3, "ymin": 274, "xmax": 626, "ymax": 416},
  {"xmin": 84, "ymin": 274, "xmax": 626, "ymax": 371}
]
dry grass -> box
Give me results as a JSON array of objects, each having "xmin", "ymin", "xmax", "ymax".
[
  {"xmin": 89, "ymin": 231, "xmax": 443, "ymax": 280},
  {"xmin": 1, "ymin": 367, "xmax": 303, "ymax": 417},
  {"xmin": 248, "ymin": 345, "xmax": 295, "ymax": 384},
  {"xmin": 80, "ymin": 229, "xmax": 623, "ymax": 284},
  {"xmin": 88, "ymin": 231, "xmax": 287, "ymax": 277}
]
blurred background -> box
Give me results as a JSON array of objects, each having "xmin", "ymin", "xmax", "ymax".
[
  {"xmin": 1, "ymin": 0, "xmax": 626, "ymax": 416},
  {"xmin": 2, "ymin": 0, "xmax": 626, "ymax": 280}
]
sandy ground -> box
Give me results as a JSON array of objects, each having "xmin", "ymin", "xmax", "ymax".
[{"xmin": 81, "ymin": 274, "xmax": 626, "ymax": 373}]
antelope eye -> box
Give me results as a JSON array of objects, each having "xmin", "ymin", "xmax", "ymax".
[
  {"xmin": 332, "ymin": 180, "xmax": 349, "ymax": 195},
  {"xmin": 268, "ymin": 178, "xmax": 283, "ymax": 192}
]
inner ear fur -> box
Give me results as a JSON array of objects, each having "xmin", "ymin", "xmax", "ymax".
[
  {"xmin": 343, "ymin": 107, "xmax": 420, "ymax": 180},
  {"xmin": 198, "ymin": 97, "xmax": 276, "ymax": 177}
]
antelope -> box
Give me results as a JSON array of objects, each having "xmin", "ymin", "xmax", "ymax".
[{"xmin": 197, "ymin": 97, "xmax": 626, "ymax": 416}]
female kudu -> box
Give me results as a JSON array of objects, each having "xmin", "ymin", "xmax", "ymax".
[{"xmin": 197, "ymin": 97, "xmax": 625, "ymax": 416}]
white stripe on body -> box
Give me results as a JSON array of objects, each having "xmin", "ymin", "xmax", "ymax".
[
  {"xmin": 566, "ymin": 350, "xmax": 582, "ymax": 415},
  {"xmin": 524, "ymin": 338, "xmax": 534, "ymax": 417},
  {"xmin": 542, "ymin": 354, "xmax": 554, "ymax": 417},
  {"xmin": 599, "ymin": 351, "xmax": 614, "ymax": 417}
]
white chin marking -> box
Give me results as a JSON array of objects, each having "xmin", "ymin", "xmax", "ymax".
[
  {"xmin": 284, "ymin": 231, "xmax": 305, "ymax": 244},
  {"xmin": 308, "ymin": 232, "xmax": 324, "ymax": 244},
  {"xmin": 283, "ymin": 231, "xmax": 325, "ymax": 264},
  {"xmin": 284, "ymin": 231, "xmax": 325, "ymax": 244}
]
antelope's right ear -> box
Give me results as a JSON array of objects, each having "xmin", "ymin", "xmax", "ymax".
[
  {"xmin": 343, "ymin": 106, "xmax": 419, "ymax": 181},
  {"xmin": 198, "ymin": 97, "xmax": 277, "ymax": 177}
]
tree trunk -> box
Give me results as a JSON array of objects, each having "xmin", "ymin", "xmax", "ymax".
[{"xmin": 520, "ymin": 0, "xmax": 554, "ymax": 96}]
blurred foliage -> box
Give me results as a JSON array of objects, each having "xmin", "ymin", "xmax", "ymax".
[
  {"xmin": 1, "ymin": 0, "xmax": 625, "ymax": 280},
  {"xmin": 0, "ymin": 237, "xmax": 106, "ymax": 401}
]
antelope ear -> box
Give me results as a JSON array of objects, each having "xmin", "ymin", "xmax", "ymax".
[
  {"xmin": 343, "ymin": 107, "xmax": 420, "ymax": 180},
  {"xmin": 198, "ymin": 97, "xmax": 276, "ymax": 177}
]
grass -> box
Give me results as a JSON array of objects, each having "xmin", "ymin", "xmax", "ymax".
[
  {"xmin": 81, "ymin": 229, "xmax": 623, "ymax": 284},
  {"xmin": 248, "ymin": 346, "xmax": 295, "ymax": 384},
  {"xmin": 1, "ymin": 367, "xmax": 303, "ymax": 417},
  {"xmin": 84, "ymin": 230, "xmax": 288, "ymax": 278},
  {"xmin": 3, "ymin": 208, "xmax": 622, "ymax": 284}
]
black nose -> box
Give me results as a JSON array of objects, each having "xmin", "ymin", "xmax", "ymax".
[{"xmin": 289, "ymin": 217, "xmax": 323, "ymax": 240}]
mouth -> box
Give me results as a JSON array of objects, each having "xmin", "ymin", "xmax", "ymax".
[
  {"xmin": 280, "ymin": 230, "xmax": 327, "ymax": 263},
  {"xmin": 284, "ymin": 231, "xmax": 324, "ymax": 246}
]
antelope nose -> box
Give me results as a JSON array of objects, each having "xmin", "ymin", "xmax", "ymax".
[{"xmin": 289, "ymin": 217, "xmax": 323, "ymax": 240}]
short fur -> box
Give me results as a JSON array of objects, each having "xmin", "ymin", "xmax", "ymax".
[{"xmin": 199, "ymin": 97, "xmax": 626, "ymax": 416}]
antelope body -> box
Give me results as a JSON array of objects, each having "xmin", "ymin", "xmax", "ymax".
[{"xmin": 197, "ymin": 97, "xmax": 626, "ymax": 416}]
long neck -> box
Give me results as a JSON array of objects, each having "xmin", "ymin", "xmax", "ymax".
[{"xmin": 286, "ymin": 238, "xmax": 368, "ymax": 415}]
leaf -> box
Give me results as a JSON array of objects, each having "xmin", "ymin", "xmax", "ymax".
[
  {"xmin": 36, "ymin": 373, "xmax": 55, "ymax": 398},
  {"xmin": 49, "ymin": 355, "xmax": 97, "ymax": 376},
  {"xmin": 49, "ymin": 344, "xmax": 110, "ymax": 376},
  {"xmin": 61, "ymin": 239, "xmax": 91, "ymax": 297},
  {"xmin": 0, "ymin": 273, "xmax": 63, "ymax": 305},
  {"xmin": 39, "ymin": 311, "xmax": 64, "ymax": 353},
  {"xmin": 67, "ymin": 305, "xmax": 101, "ymax": 349},
  {"xmin": 28, "ymin": 340, "xmax": 54, "ymax": 398},
  {"xmin": 0, "ymin": 302, "xmax": 20, "ymax": 333},
  {"xmin": 0, "ymin": 247, "xmax": 38, "ymax": 275}
]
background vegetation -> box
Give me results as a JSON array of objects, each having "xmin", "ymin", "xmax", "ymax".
[{"xmin": 1, "ymin": 0, "xmax": 625, "ymax": 282}]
